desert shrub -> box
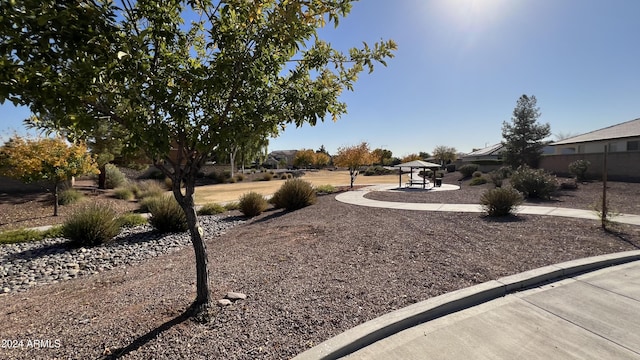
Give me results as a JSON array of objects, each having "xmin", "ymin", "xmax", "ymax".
[
  {"xmin": 446, "ymin": 164, "xmax": 456, "ymax": 172},
  {"xmin": 363, "ymin": 166, "xmax": 393, "ymax": 176},
  {"xmin": 568, "ymin": 160, "xmax": 590, "ymax": 181},
  {"xmin": 270, "ymin": 179, "xmax": 317, "ymax": 210},
  {"xmin": 472, "ymin": 170, "xmax": 482, "ymax": 178},
  {"xmin": 559, "ymin": 178, "xmax": 578, "ymax": 190},
  {"xmin": 58, "ymin": 189, "xmax": 84, "ymax": 205},
  {"xmin": 235, "ymin": 173, "xmax": 245, "ymax": 182},
  {"xmin": 224, "ymin": 202, "xmax": 240, "ymax": 211},
  {"xmin": 487, "ymin": 171, "xmax": 504, "ymax": 188},
  {"xmin": 63, "ymin": 204, "xmax": 120, "ymax": 246},
  {"xmin": 197, "ymin": 203, "xmax": 226, "ymax": 215},
  {"xmin": 510, "ymin": 166, "xmax": 558, "ymax": 199},
  {"xmin": 0, "ymin": 226, "xmax": 63, "ymax": 245},
  {"xmin": 469, "ymin": 176, "xmax": 488, "ymax": 186},
  {"xmin": 117, "ymin": 213, "xmax": 147, "ymax": 228},
  {"xmin": 114, "ymin": 187, "xmax": 135, "ymax": 201},
  {"xmin": 147, "ymin": 195, "xmax": 188, "ymax": 233},
  {"xmin": 280, "ymin": 173, "xmax": 289, "ymax": 179},
  {"xmin": 459, "ymin": 164, "xmax": 479, "ymax": 178},
  {"xmin": 262, "ymin": 173, "xmax": 273, "ymax": 181},
  {"xmin": 136, "ymin": 180, "xmax": 166, "ymax": 199},
  {"xmin": 497, "ymin": 166, "xmax": 513, "ymax": 179},
  {"xmin": 480, "ymin": 187, "xmax": 523, "ymax": 216},
  {"xmin": 228, "ymin": 177, "xmax": 237, "ymax": 183},
  {"xmin": 105, "ymin": 164, "xmax": 127, "ymax": 189},
  {"xmin": 436, "ymin": 170, "xmax": 445, "ymax": 178},
  {"xmin": 239, "ymin": 192, "xmax": 268, "ymax": 217},
  {"xmin": 316, "ymin": 184, "xmax": 337, "ymax": 194}
]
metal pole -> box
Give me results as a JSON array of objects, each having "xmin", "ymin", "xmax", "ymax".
[{"xmin": 602, "ymin": 145, "xmax": 608, "ymax": 229}]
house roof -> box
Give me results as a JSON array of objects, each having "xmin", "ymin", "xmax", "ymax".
[
  {"xmin": 552, "ymin": 118, "xmax": 640, "ymax": 145},
  {"xmin": 463, "ymin": 143, "xmax": 504, "ymax": 157},
  {"xmin": 394, "ymin": 160, "xmax": 441, "ymax": 168}
]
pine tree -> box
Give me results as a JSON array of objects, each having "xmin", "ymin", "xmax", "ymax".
[{"xmin": 502, "ymin": 95, "xmax": 551, "ymax": 168}]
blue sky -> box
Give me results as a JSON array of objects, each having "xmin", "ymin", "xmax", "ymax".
[{"xmin": 2, "ymin": 0, "xmax": 640, "ymax": 157}]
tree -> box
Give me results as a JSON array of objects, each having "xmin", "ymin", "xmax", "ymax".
[
  {"xmin": 313, "ymin": 152, "xmax": 331, "ymax": 168},
  {"xmin": 432, "ymin": 145, "xmax": 457, "ymax": 165},
  {"xmin": 293, "ymin": 149, "xmax": 316, "ymax": 168},
  {"xmin": 502, "ymin": 95, "xmax": 551, "ymax": 168},
  {"xmin": 418, "ymin": 151, "xmax": 430, "ymax": 160},
  {"xmin": 0, "ymin": 136, "xmax": 97, "ymax": 216},
  {"xmin": 401, "ymin": 153, "xmax": 421, "ymax": 163},
  {"xmin": 372, "ymin": 148, "xmax": 392, "ymax": 165},
  {"xmin": 1, "ymin": 0, "xmax": 395, "ymax": 319},
  {"xmin": 333, "ymin": 142, "xmax": 373, "ymax": 188}
]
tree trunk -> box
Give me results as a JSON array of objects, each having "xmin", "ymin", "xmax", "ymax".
[
  {"xmin": 98, "ymin": 163, "xmax": 107, "ymax": 189},
  {"xmin": 53, "ymin": 182, "xmax": 59, "ymax": 216},
  {"xmin": 349, "ymin": 169, "xmax": 356, "ymax": 188},
  {"xmin": 175, "ymin": 179, "xmax": 212, "ymax": 321}
]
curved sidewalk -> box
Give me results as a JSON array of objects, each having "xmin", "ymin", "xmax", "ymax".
[
  {"xmin": 335, "ymin": 184, "xmax": 640, "ymax": 226},
  {"xmin": 295, "ymin": 253, "xmax": 640, "ymax": 359}
]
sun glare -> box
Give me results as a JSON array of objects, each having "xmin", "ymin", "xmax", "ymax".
[{"xmin": 432, "ymin": 0, "xmax": 513, "ymax": 32}]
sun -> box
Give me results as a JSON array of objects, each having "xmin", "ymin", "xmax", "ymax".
[{"xmin": 432, "ymin": 0, "xmax": 513, "ymax": 32}]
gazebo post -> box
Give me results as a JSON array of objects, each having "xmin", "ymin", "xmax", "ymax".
[{"xmin": 398, "ymin": 167, "xmax": 402, "ymax": 188}]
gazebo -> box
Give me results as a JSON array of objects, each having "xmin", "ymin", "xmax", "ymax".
[{"xmin": 394, "ymin": 160, "xmax": 441, "ymax": 189}]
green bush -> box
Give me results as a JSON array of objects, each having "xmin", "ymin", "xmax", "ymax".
[
  {"xmin": 105, "ymin": 164, "xmax": 127, "ymax": 189},
  {"xmin": 114, "ymin": 187, "xmax": 135, "ymax": 201},
  {"xmin": 270, "ymin": 179, "xmax": 317, "ymax": 210},
  {"xmin": 446, "ymin": 164, "xmax": 456, "ymax": 172},
  {"xmin": 418, "ymin": 169, "xmax": 433, "ymax": 178},
  {"xmin": 262, "ymin": 173, "xmax": 273, "ymax": 181},
  {"xmin": 197, "ymin": 203, "xmax": 226, "ymax": 215},
  {"xmin": 0, "ymin": 226, "xmax": 63, "ymax": 245},
  {"xmin": 316, "ymin": 184, "xmax": 337, "ymax": 194},
  {"xmin": 363, "ymin": 166, "xmax": 394, "ymax": 176},
  {"xmin": 459, "ymin": 164, "xmax": 479, "ymax": 178},
  {"xmin": 568, "ymin": 160, "xmax": 590, "ymax": 181},
  {"xmin": 510, "ymin": 166, "xmax": 558, "ymax": 199},
  {"xmin": 147, "ymin": 169, "xmax": 166, "ymax": 180},
  {"xmin": 480, "ymin": 187, "xmax": 523, "ymax": 217},
  {"xmin": 58, "ymin": 189, "xmax": 84, "ymax": 205},
  {"xmin": 472, "ymin": 170, "xmax": 482, "ymax": 178},
  {"xmin": 147, "ymin": 195, "xmax": 188, "ymax": 233},
  {"xmin": 117, "ymin": 213, "xmax": 147, "ymax": 228},
  {"xmin": 239, "ymin": 192, "xmax": 268, "ymax": 217},
  {"xmin": 469, "ymin": 176, "xmax": 488, "ymax": 186},
  {"xmin": 63, "ymin": 204, "xmax": 121, "ymax": 246}
]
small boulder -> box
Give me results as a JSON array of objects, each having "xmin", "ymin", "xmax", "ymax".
[
  {"xmin": 217, "ymin": 299, "xmax": 233, "ymax": 307},
  {"xmin": 225, "ymin": 291, "xmax": 247, "ymax": 301}
]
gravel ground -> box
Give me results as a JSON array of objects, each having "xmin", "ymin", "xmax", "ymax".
[{"xmin": 1, "ymin": 186, "xmax": 640, "ymax": 359}]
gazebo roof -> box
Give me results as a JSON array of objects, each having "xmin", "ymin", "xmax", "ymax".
[{"xmin": 394, "ymin": 160, "xmax": 441, "ymax": 168}]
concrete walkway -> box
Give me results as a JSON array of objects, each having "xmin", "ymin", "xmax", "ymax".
[
  {"xmin": 293, "ymin": 184, "xmax": 640, "ymax": 359},
  {"xmin": 335, "ymin": 184, "xmax": 640, "ymax": 226},
  {"xmin": 295, "ymin": 253, "xmax": 640, "ymax": 360}
]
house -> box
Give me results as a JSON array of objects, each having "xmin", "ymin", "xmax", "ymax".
[
  {"xmin": 263, "ymin": 150, "xmax": 298, "ymax": 169},
  {"xmin": 550, "ymin": 118, "xmax": 640, "ymax": 154},
  {"xmin": 458, "ymin": 143, "xmax": 505, "ymax": 172},
  {"xmin": 541, "ymin": 118, "xmax": 640, "ymax": 181}
]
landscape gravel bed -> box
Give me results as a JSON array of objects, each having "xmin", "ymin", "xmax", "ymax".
[
  {"xmin": 1, "ymin": 194, "xmax": 639, "ymax": 360},
  {"xmin": 0, "ymin": 215, "xmax": 244, "ymax": 294}
]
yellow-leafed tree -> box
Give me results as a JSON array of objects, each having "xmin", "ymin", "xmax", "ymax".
[
  {"xmin": 0, "ymin": 136, "xmax": 98, "ymax": 216},
  {"xmin": 333, "ymin": 142, "xmax": 373, "ymax": 188}
]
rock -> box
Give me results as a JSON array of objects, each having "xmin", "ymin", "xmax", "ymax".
[
  {"xmin": 217, "ymin": 299, "xmax": 233, "ymax": 307},
  {"xmin": 225, "ymin": 291, "xmax": 247, "ymax": 301},
  {"xmin": 2, "ymin": 287, "xmax": 10, "ymax": 293}
]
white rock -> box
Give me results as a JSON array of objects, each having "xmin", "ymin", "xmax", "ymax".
[
  {"xmin": 217, "ymin": 299, "xmax": 233, "ymax": 307},
  {"xmin": 225, "ymin": 291, "xmax": 247, "ymax": 301}
]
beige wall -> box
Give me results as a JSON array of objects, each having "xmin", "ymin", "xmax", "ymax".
[
  {"xmin": 554, "ymin": 137, "xmax": 640, "ymax": 155},
  {"xmin": 539, "ymin": 152, "xmax": 640, "ymax": 182}
]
